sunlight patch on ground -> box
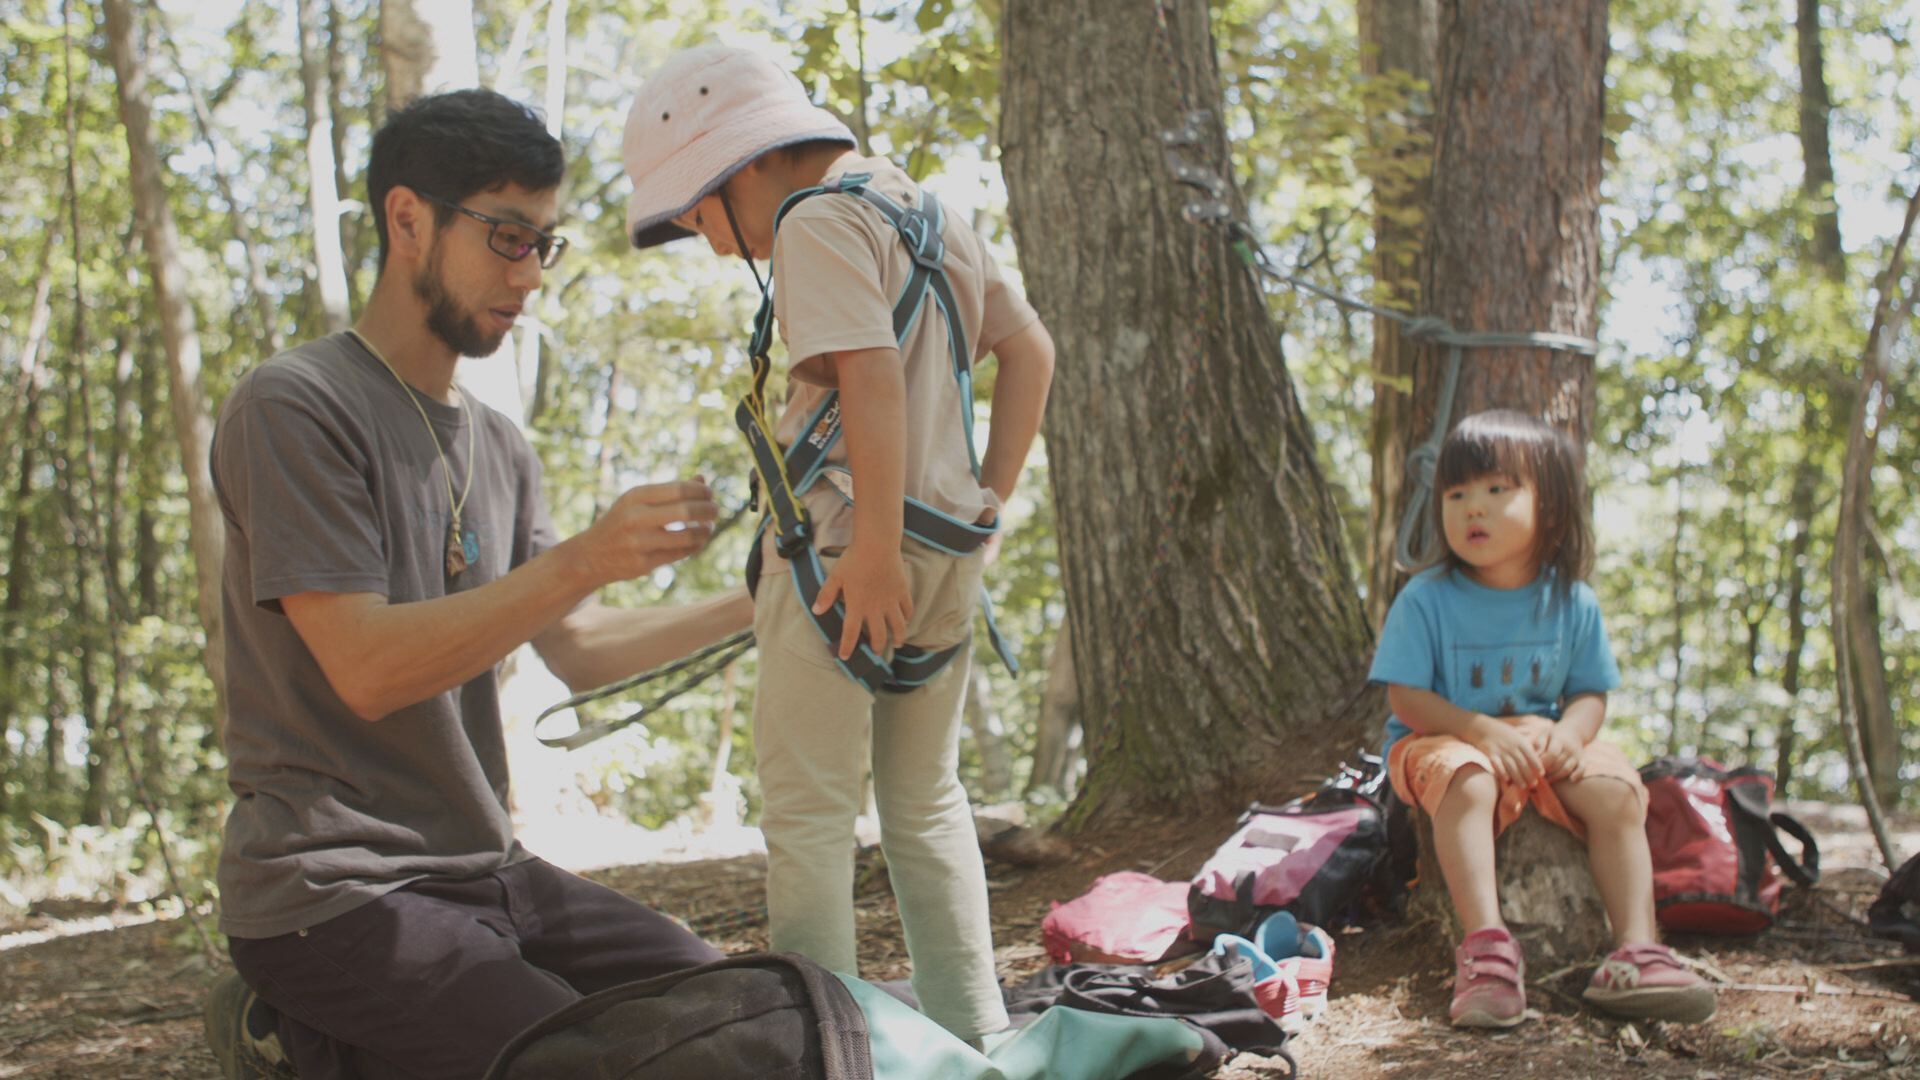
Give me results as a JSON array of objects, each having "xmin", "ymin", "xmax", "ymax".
[
  {"xmin": 0, "ymin": 906, "xmax": 168, "ymax": 953},
  {"xmin": 514, "ymin": 811, "xmax": 767, "ymax": 874}
]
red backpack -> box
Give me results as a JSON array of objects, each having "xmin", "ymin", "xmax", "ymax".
[{"xmin": 1641, "ymin": 757, "xmax": 1819, "ymax": 934}]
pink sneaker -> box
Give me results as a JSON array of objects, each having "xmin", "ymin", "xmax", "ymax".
[
  {"xmin": 1292, "ymin": 925, "xmax": 1335, "ymax": 1022},
  {"xmin": 1583, "ymin": 943, "xmax": 1716, "ymax": 1023},
  {"xmin": 1450, "ymin": 927, "xmax": 1526, "ymax": 1028}
]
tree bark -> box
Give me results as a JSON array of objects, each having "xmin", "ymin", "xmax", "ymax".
[
  {"xmin": 1359, "ymin": 0, "xmax": 1437, "ymax": 628},
  {"xmin": 380, "ymin": 0, "xmax": 478, "ymax": 109},
  {"xmin": 1395, "ymin": 0, "xmax": 1611, "ymax": 948},
  {"xmin": 1412, "ymin": 0, "xmax": 1606, "ymax": 450},
  {"xmin": 964, "ymin": 665, "xmax": 1014, "ymax": 801},
  {"xmin": 297, "ymin": 0, "xmax": 352, "ymax": 334},
  {"xmin": 1778, "ymin": 0, "xmax": 1846, "ymax": 798},
  {"xmin": 1000, "ymin": 0, "xmax": 1375, "ymax": 820},
  {"xmin": 1831, "ymin": 183, "xmax": 1918, "ymax": 868},
  {"xmin": 1, "ymin": 233, "xmax": 58, "ymax": 807},
  {"xmin": 102, "ymin": 0, "xmax": 230, "ymax": 737},
  {"xmin": 327, "ymin": 0, "xmax": 363, "ymax": 312},
  {"xmin": 1026, "ymin": 622, "xmax": 1081, "ymax": 800}
]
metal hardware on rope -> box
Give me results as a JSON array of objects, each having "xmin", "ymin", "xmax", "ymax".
[
  {"xmin": 532, "ymin": 629, "xmax": 755, "ymax": 750},
  {"xmin": 1160, "ymin": 144, "xmax": 1601, "ymax": 573}
]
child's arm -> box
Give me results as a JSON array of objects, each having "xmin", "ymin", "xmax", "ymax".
[
  {"xmin": 812, "ymin": 346, "xmax": 913, "ymax": 660},
  {"xmin": 1386, "ymin": 683, "xmax": 1544, "ymax": 786},
  {"xmin": 978, "ymin": 320, "xmax": 1056, "ymax": 508}
]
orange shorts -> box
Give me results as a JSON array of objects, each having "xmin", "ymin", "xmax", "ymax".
[{"xmin": 1387, "ymin": 732, "xmax": 1646, "ymax": 841}]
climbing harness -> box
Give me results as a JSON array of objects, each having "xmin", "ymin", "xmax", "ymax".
[
  {"xmin": 535, "ymin": 172, "xmax": 1018, "ymax": 749},
  {"xmin": 733, "ymin": 172, "xmax": 1018, "ymax": 694},
  {"xmin": 1161, "ymin": 105, "xmax": 1601, "ymax": 572}
]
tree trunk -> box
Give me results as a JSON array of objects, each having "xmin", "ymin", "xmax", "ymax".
[
  {"xmin": 1412, "ymin": 0, "xmax": 1606, "ymax": 450},
  {"xmin": 326, "ymin": 0, "xmax": 362, "ymax": 313},
  {"xmin": 1778, "ymin": 0, "xmax": 1846, "ymax": 798},
  {"xmin": 1359, "ymin": 0, "xmax": 1437, "ymax": 628},
  {"xmin": 1000, "ymin": 0, "xmax": 1375, "ymax": 820},
  {"xmin": 1395, "ymin": 0, "xmax": 1611, "ymax": 947},
  {"xmin": 1026, "ymin": 622, "xmax": 1081, "ymax": 800},
  {"xmin": 380, "ymin": 0, "xmax": 478, "ymax": 109},
  {"xmin": 963, "ymin": 665, "xmax": 1014, "ymax": 801},
  {"xmin": 297, "ymin": 0, "xmax": 351, "ymax": 334},
  {"xmin": 156, "ymin": 19, "xmax": 283, "ymax": 358},
  {"xmin": 134, "ymin": 327, "xmax": 162, "ymax": 617},
  {"xmin": 102, "ymin": 0, "xmax": 230, "ymax": 737},
  {"xmin": 1666, "ymin": 472, "xmax": 1686, "ymax": 755},
  {"xmin": 1831, "ymin": 183, "xmax": 1918, "ymax": 867},
  {"xmin": 1, "ymin": 234, "xmax": 58, "ymax": 809}
]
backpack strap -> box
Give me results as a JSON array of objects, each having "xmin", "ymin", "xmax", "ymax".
[
  {"xmin": 1765, "ymin": 811, "xmax": 1821, "ymax": 887},
  {"xmin": 734, "ymin": 173, "xmax": 1017, "ymax": 695}
]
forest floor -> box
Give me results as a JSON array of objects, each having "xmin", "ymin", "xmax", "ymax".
[{"xmin": 1, "ymin": 799, "xmax": 1915, "ymax": 1079}]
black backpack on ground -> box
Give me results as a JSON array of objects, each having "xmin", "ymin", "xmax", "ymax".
[
  {"xmin": 1870, "ymin": 852, "xmax": 1920, "ymax": 954},
  {"xmin": 1004, "ymin": 953, "xmax": 1295, "ymax": 1079},
  {"xmin": 484, "ymin": 952, "xmax": 870, "ymax": 1080}
]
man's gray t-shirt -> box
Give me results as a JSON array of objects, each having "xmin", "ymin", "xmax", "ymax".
[{"xmin": 212, "ymin": 332, "xmax": 556, "ymax": 939}]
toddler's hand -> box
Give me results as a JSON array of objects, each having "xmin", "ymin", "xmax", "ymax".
[
  {"xmin": 1532, "ymin": 721, "xmax": 1586, "ymax": 782},
  {"xmin": 813, "ymin": 542, "xmax": 912, "ymax": 660},
  {"xmin": 1467, "ymin": 716, "xmax": 1545, "ymax": 787}
]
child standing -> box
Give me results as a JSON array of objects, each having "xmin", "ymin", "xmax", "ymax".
[
  {"xmin": 1371, "ymin": 409, "xmax": 1714, "ymax": 1027},
  {"xmin": 620, "ymin": 45, "xmax": 1055, "ymax": 1041}
]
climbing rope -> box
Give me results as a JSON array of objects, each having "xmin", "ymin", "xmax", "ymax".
[{"xmin": 1162, "ymin": 99, "xmax": 1600, "ymax": 570}]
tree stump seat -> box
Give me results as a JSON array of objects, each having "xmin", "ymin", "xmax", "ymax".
[{"xmin": 1410, "ymin": 806, "xmax": 1614, "ymax": 974}]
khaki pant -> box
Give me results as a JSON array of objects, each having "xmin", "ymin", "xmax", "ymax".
[{"xmin": 752, "ymin": 545, "xmax": 1006, "ymax": 1039}]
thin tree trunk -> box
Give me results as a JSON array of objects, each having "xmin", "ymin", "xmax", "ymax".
[
  {"xmin": 102, "ymin": 0, "xmax": 230, "ymax": 738},
  {"xmin": 156, "ymin": 18, "xmax": 284, "ymax": 357},
  {"xmin": 1001, "ymin": 0, "xmax": 1374, "ymax": 820},
  {"xmin": 134, "ymin": 325, "xmax": 162, "ymax": 617},
  {"xmin": 381, "ymin": 0, "xmax": 478, "ymax": 109},
  {"xmin": 327, "ymin": 0, "xmax": 362, "ymax": 312},
  {"xmin": 964, "ymin": 665, "xmax": 1014, "ymax": 801},
  {"xmin": 1779, "ymin": 0, "xmax": 1847, "ymax": 797},
  {"xmin": 1359, "ymin": 0, "xmax": 1437, "ymax": 627},
  {"xmin": 1026, "ymin": 622, "xmax": 1081, "ymax": 800},
  {"xmin": 1, "ymin": 234, "xmax": 58, "ymax": 809},
  {"xmin": 297, "ymin": 0, "xmax": 352, "ymax": 333},
  {"xmin": 65, "ymin": 349, "xmax": 105, "ymax": 828},
  {"xmin": 1666, "ymin": 471, "xmax": 1686, "ymax": 755},
  {"xmin": 1831, "ymin": 183, "xmax": 1919, "ymax": 869}
]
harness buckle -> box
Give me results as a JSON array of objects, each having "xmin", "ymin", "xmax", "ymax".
[
  {"xmin": 775, "ymin": 521, "xmax": 814, "ymax": 560},
  {"xmin": 899, "ymin": 211, "xmax": 945, "ymax": 271}
]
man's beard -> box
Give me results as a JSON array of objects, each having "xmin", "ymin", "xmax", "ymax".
[{"xmin": 414, "ymin": 247, "xmax": 509, "ymax": 359}]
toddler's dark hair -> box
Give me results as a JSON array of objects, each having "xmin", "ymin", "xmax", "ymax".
[{"xmin": 1430, "ymin": 409, "xmax": 1592, "ymax": 593}]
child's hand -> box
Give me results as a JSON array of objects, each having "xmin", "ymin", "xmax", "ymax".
[
  {"xmin": 1532, "ymin": 722, "xmax": 1586, "ymax": 782},
  {"xmin": 813, "ymin": 542, "xmax": 913, "ymax": 660},
  {"xmin": 1466, "ymin": 716, "xmax": 1545, "ymax": 787}
]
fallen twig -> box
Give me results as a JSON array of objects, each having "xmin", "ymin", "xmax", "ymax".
[
  {"xmin": 1722, "ymin": 980, "xmax": 1911, "ymax": 1001},
  {"xmin": 1823, "ymin": 956, "xmax": 1920, "ymax": 972}
]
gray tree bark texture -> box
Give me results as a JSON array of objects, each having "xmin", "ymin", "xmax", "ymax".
[
  {"xmin": 1410, "ymin": 0, "xmax": 1606, "ymax": 449},
  {"xmin": 1399, "ymin": 0, "xmax": 1612, "ymax": 954},
  {"xmin": 102, "ymin": 0, "xmax": 230, "ymax": 738},
  {"xmin": 1360, "ymin": 0, "xmax": 1437, "ymax": 630},
  {"xmin": 381, "ymin": 0, "xmax": 479, "ymax": 110},
  {"xmin": 1000, "ymin": 0, "xmax": 1376, "ymax": 819}
]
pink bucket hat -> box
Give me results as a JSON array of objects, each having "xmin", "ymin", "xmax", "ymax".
[{"xmin": 623, "ymin": 44, "xmax": 856, "ymax": 250}]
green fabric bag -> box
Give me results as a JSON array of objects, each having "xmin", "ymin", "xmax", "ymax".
[{"xmin": 837, "ymin": 974, "xmax": 1209, "ymax": 1080}]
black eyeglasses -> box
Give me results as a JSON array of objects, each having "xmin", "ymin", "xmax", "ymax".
[{"xmin": 415, "ymin": 190, "xmax": 570, "ymax": 269}]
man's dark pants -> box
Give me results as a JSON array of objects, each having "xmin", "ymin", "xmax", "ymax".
[{"xmin": 227, "ymin": 857, "xmax": 724, "ymax": 1080}]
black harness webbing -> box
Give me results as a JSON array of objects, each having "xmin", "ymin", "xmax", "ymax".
[{"xmin": 736, "ymin": 173, "xmax": 1017, "ymax": 695}]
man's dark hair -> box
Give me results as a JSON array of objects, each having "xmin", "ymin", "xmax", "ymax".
[
  {"xmin": 366, "ymin": 89, "xmax": 565, "ymax": 272},
  {"xmin": 1430, "ymin": 408, "xmax": 1594, "ymax": 597}
]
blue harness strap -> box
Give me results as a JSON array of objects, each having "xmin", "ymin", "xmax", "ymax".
[{"xmin": 736, "ymin": 173, "xmax": 1018, "ymax": 695}]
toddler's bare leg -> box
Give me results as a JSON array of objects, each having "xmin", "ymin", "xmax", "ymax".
[
  {"xmin": 1553, "ymin": 775, "xmax": 1657, "ymax": 945},
  {"xmin": 1432, "ymin": 765, "xmax": 1503, "ymax": 932}
]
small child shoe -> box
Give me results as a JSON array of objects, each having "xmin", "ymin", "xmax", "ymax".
[
  {"xmin": 1582, "ymin": 942, "xmax": 1716, "ymax": 1023},
  {"xmin": 1291, "ymin": 925, "xmax": 1336, "ymax": 1021},
  {"xmin": 1211, "ymin": 933, "xmax": 1304, "ymax": 1031},
  {"xmin": 1450, "ymin": 927, "xmax": 1526, "ymax": 1028}
]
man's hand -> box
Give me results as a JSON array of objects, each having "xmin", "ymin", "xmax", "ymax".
[
  {"xmin": 813, "ymin": 541, "xmax": 912, "ymax": 659},
  {"xmin": 1465, "ymin": 715, "xmax": 1545, "ymax": 787},
  {"xmin": 577, "ymin": 479, "xmax": 718, "ymax": 586}
]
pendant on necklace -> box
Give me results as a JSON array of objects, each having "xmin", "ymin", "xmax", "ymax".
[{"xmin": 446, "ymin": 515, "xmax": 479, "ymax": 577}]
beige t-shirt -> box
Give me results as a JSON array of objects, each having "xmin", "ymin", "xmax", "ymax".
[{"xmin": 764, "ymin": 155, "xmax": 1039, "ymax": 566}]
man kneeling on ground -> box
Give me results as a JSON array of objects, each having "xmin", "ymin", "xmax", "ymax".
[{"xmin": 204, "ymin": 88, "xmax": 749, "ymax": 1080}]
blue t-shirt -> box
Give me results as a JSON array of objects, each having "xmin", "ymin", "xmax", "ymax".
[{"xmin": 1370, "ymin": 566, "xmax": 1620, "ymax": 754}]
